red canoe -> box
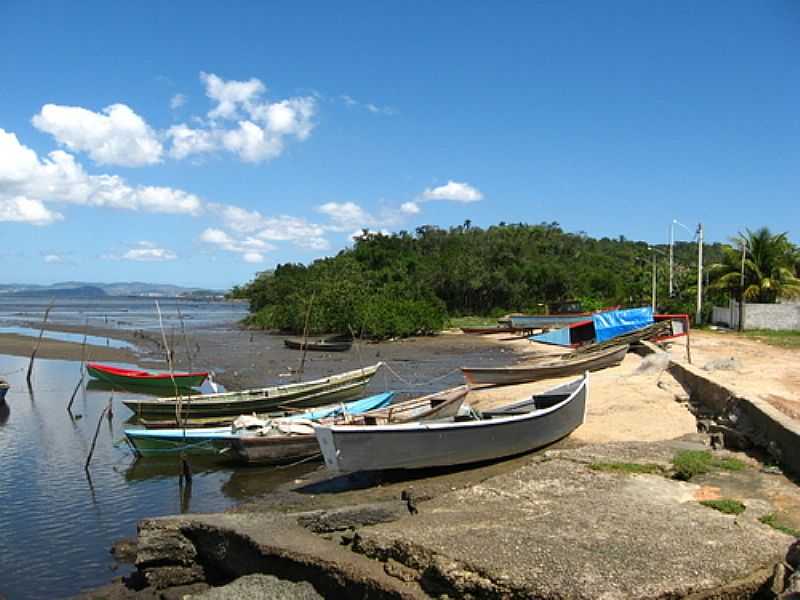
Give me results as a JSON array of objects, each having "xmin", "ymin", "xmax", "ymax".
[{"xmin": 87, "ymin": 362, "xmax": 208, "ymax": 390}]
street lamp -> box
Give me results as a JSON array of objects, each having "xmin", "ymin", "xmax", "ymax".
[{"xmin": 669, "ymin": 219, "xmax": 695, "ymax": 297}]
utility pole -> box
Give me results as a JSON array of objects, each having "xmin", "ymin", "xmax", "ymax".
[
  {"xmin": 668, "ymin": 223, "xmax": 674, "ymax": 297},
  {"xmin": 738, "ymin": 239, "xmax": 746, "ymax": 331},
  {"xmin": 652, "ymin": 250, "xmax": 657, "ymax": 312},
  {"xmin": 670, "ymin": 219, "xmax": 693, "ymax": 298},
  {"xmin": 696, "ymin": 223, "xmax": 703, "ymax": 325}
]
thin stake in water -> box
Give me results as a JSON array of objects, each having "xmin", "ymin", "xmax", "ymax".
[{"xmin": 27, "ymin": 299, "xmax": 54, "ymax": 386}]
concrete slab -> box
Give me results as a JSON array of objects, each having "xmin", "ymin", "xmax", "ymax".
[{"xmin": 353, "ymin": 444, "xmax": 794, "ymax": 599}]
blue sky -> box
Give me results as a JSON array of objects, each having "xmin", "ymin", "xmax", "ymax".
[{"xmin": 1, "ymin": 1, "xmax": 798, "ymax": 289}]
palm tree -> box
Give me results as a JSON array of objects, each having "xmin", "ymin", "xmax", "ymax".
[{"xmin": 709, "ymin": 227, "xmax": 800, "ymax": 303}]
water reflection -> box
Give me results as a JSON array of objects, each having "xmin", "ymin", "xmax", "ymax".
[{"xmin": 0, "ymin": 354, "xmax": 249, "ymax": 600}]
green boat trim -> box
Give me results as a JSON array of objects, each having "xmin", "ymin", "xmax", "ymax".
[{"xmin": 122, "ymin": 362, "xmax": 383, "ymax": 422}]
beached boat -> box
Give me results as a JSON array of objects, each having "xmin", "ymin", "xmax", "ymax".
[
  {"xmin": 461, "ymin": 344, "xmax": 627, "ymax": 386},
  {"xmin": 87, "ymin": 362, "xmax": 208, "ymax": 391},
  {"xmin": 0, "ymin": 377, "xmax": 8, "ymax": 404},
  {"xmin": 122, "ymin": 363, "xmax": 383, "ymax": 423},
  {"xmin": 124, "ymin": 391, "xmax": 396, "ymax": 457},
  {"xmin": 315, "ymin": 374, "xmax": 588, "ymax": 473},
  {"xmin": 284, "ymin": 338, "xmax": 352, "ymax": 352},
  {"xmin": 231, "ymin": 385, "xmax": 470, "ymax": 465}
]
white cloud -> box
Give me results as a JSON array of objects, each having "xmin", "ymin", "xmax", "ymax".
[
  {"xmin": 201, "ymin": 72, "xmax": 266, "ymax": 120},
  {"xmin": 166, "ymin": 123, "xmax": 217, "ymax": 160},
  {"xmin": 200, "ymin": 227, "xmax": 274, "ymax": 263},
  {"xmin": 221, "ymin": 120, "xmax": 283, "ymax": 162},
  {"xmin": 243, "ymin": 252, "xmax": 264, "ymax": 263},
  {"xmin": 164, "ymin": 73, "xmax": 317, "ymax": 163},
  {"xmin": 105, "ymin": 241, "xmax": 177, "ymax": 262},
  {"xmin": 208, "ymin": 203, "xmax": 329, "ymax": 249},
  {"xmin": 170, "ymin": 94, "xmax": 187, "ymax": 109},
  {"xmin": 421, "ymin": 180, "xmax": 483, "ymax": 203},
  {"xmin": 43, "ymin": 253, "xmax": 64, "ymax": 263},
  {"xmin": 0, "ymin": 196, "xmax": 63, "ymax": 226},
  {"xmin": 317, "ymin": 201, "xmax": 374, "ymax": 232},
  {"xmin": 400, "ymin": 201, "xmax": 420, "ymax": 215},
  {"xmin": 0, "ymin": 128, "xmax": 202, "ymax": 218},
  {"xmin": 32, "ymin": 103, "xmax": 163, "ymax": 167},
  {"xmin": 339, "ymin": 95, "xmax": 394, "ymax": 115}
]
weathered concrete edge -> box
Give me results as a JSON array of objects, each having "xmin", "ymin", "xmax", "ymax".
[{"xmin": 640, "ymin": 340, "xmax": 800, "ymax": 476}]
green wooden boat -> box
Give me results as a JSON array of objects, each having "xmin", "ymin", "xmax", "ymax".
[{"xmin": 122, "ymin": 362, "xmax": 383, "ymax": 424}]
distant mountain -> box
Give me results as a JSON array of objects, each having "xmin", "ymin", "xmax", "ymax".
[
  {"xmin": 0, "ymin": 282, "xmax": 225, "ymax": 298},
  {"xmin": 5, "ymin": 285, "xmax": 108, "ymax": 298}
]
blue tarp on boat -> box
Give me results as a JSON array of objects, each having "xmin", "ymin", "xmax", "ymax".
[
  {"xmin": 528, "ymin": 326, "xmax": 575, "ymax": 347},
  {"xmin": 592, "ymin": 307, "xmax": 653, "ymax": 342}
]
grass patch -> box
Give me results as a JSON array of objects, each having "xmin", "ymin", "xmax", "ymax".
[
  {"xmin": 699, "ymin": 499, "xmax": 746, "ymax": 515},
  {"xmin": 672, "ymin": 450, "xmax": 746, "ymax": 481},
  {"xmin": 589, "ymin": 462, "xmax": 663, "ymax": 475},
  {"xmin": 759, "ymin": 513, "xmax": 800, "ymax": 537},
  {"xmin": 740, "ymin": 329, "xmax": 800, "ymax": 349},
  {"xmin": 446, "ymin": 315, "xmax": 501, "ymax": 329}
]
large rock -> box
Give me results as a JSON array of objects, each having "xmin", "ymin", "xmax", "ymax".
[
  {"xmin": 190, "ymin": 574, "xmax": 322, "ymax": 599},
  {"xmin": 353, "ymin": 444, "xmax": 793, "ymax": 599},
  {"xmin": 136, "ymin": 523, "xmax": 197, "ymax": 568}
]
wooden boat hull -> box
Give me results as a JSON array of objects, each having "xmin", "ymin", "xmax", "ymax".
[
  {"xmin": 124, "ymin": 391, "xmax": 395, "ymax": 456},
  {"xmin": 87, "ymin": 363, "xmax": 207, "ymax": 390},
  {"xmin": 284, "ymin": 339, "xmax": 352, "ymax": 352},
  {"xmin": 315, "ymin": 375, "xmax": 588, "ymax": 473},
  {"xmin": 232, "ymin": 386, "xmax": 469, "ymax": 465},
  {"xmin": 461, "ymin": 344, "xmax": 627, "ymax": 386},
  {"xmin": 122, "ymin": 363, "xmax": 382, "ymax": 422},
  {"xmin": 231, "ymin": 434, "xmax": 322, "ymax": 465}
]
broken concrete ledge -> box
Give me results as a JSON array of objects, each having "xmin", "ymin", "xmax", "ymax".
[{"xmin": 640, "ymin": 341, "xmax": 800, "ymax": 477}]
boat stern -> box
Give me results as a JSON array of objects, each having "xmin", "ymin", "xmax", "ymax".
[{"xmin": 314, "ymin": 425, "xmax": 343, "ymax": 473}]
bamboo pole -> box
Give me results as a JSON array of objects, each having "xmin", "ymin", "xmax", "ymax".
[
  {"xmin": 27, "ymin": 299, "xmax": 54, "ymax": 386},
  {"xmin": 85, "ymin": 405, "xmax": 108, "ymax": 471},
  {"xmin": 155, "ymin": 301, "xmax": 192, "ymax": 483},
  {"xmin": 67, "ymin": 323, "xmax": 89, "ymax": 415},
  {"xmin": 296, "ymin": 293, "xmax": 315, "ymax": 382},
  {"xmin": 176, "ymin": 302, "xmax": 193, "ymax": 371},
  {"xmin": 686, "ymin": 327, "xmax": 692, "ymax": 364}
]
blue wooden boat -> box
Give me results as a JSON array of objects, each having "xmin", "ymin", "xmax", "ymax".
[{"xmin": 124, "ymin": 391, "xmax": 395, "ymax": 457}]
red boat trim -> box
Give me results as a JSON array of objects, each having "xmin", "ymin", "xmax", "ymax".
[{"xmin": 87, "ymin": 362, "xmax": 208, "ymax": 380}]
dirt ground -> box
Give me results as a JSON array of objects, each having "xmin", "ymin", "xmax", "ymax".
[
  {"xmin": 664, "ymin": 329, "xmax": 800, "ymax": 421},
  {"xmin": 465, "ymin": 334, "xmax": 697, "ymax": 444}
]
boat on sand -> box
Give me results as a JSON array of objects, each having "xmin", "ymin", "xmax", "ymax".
[
  {"xmin": 232, "ymin": 385, "xmax": 470, "ymax": 465},
  {"xmin": 124, "ymin": 391, "xmax": 396, "ymax": 457},
  {"xmin": 461, "ymin": 344, "xmax": 627, "ymax": 386},
  {"xmin": 314, "ymin": 374, "xmax": 588, "ymax": 473}
]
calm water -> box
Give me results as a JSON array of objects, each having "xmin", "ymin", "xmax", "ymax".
[
  {"xmin": 0, "ymin": 300, "xmax": 316, "ymax": 600},
  {"xmin": 0, "ymin": 296, "xmax": 248, "ymax": 332}
]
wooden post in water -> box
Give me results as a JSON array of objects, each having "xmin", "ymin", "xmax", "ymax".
[
  {"xmin": 68, "ymin": 324, "xmax": 89, "ymax": 416},
  {"xmin": 156, "ymin": 301, "xmax": 193, "ymax": 482},
  {"xmin": 176, "ymin": 302, "xmax": 193, "ymax": 372},
  {"xmin": 27, "ymin": 299, "xmax": 54, "ymax": 387},
  {"xmin": 296, "ymin": 293, "xmax": 316, "ymax": 382},
  {"xmin": 85, "ymin": 405, "xmax": 108, "ymax": 471}
]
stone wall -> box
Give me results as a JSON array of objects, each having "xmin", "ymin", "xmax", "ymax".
[{"xmin": 711, "ymin": 300, "xmax": 800, "ymax": 331}]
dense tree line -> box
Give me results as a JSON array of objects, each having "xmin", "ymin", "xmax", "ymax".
[{"xmin": 231, "ymin": 221, "xmax": 738, "ymax": 338}]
